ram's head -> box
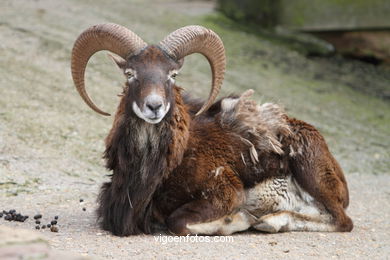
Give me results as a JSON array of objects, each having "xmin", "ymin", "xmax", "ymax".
[{"xmin": 71, "ymin": 23, "xmax": 226, "ymax": 123}]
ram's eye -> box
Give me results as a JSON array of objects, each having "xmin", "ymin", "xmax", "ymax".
[
  {"xmin": 125, "ymin": 69, "xmax": 135, "ymax": 80},
  {"xmin": 169, "ymin": 70, "xmax": 179, "ymax": 80},
  {"xmin": 126, "ymin": 72, "xmax": 134, "ymax": 79}
]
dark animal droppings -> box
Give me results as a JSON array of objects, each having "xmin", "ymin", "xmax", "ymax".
[
  {"xmin": 34, "ymin": 214, "xmax": 42, "ymax": 220},
  {"xmin": 35, "ymin": 220, "xmax": 41, "ymax": 224},
  {"xmin": 1, "ymin": 210, "xmax": 29, "ymax": 222},
  {"xmin": 35, "ymin": 226, "xmax": 40, "ymax": 230},
  {"xmin": 79, "ymin": 199, "xmax": 84, "ymax": 202},
  {"xmin": 54, "ymin": 216, "xmax": 58, "ymax": 220},
  {"xmin": 82, "ymin": 207, "xmax": 86, "ymax": 211},
  {"xmin": 51, "ymin": 220, "xmax": 57, "ymax": 225}
]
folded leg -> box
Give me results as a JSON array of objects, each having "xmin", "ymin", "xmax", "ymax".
[{"xmin": 253, "ymin": 210, "xmax": 336, "ymax": 233}]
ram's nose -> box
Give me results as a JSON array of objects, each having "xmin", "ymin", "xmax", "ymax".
[
  {"xmin": 146, "ymin": 101, "xmax": 163, "ymax": 115},
  {"xmin": 144, "ymin": 94, "xmax": 165, "ymax": 117},
  {"xmin": 132, "ymin": 94, "xmax": 170, "ymax": 124}
]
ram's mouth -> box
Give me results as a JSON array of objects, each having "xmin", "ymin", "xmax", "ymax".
[
  {"xmin": 132, "ymin": 102, "xmax": 169, "ymax": 124},
  {"xmin": 144, "ymin": 117, "xmax": 163, "ymax": 124}
]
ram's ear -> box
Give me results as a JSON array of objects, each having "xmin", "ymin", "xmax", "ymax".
[{"xmin": 107, "ymin": 53, "xmax": 127, "ymax": 70}]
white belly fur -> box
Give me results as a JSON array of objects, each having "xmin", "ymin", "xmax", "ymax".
[{"xmin": 244, "ymin": 175, "xmax": 326, "ymax": 217}]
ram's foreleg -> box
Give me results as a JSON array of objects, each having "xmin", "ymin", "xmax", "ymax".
[
  {"xmin": 166, "ymin": 167, "xmax": 245, "ymax": 235},
  {"xmin": 185, "ymin": 210, "xmax": 257, "ymax": 235},
  {"xmin": 188, "ymin": 208, "xmax": 335, "ymax": 235},
  {"xmin": 253, "ymin": 210, "xmax": 336, "ymax": 233},
  {"xmin": 97, "ymin": 182, "xmax": 132, "ymax": 236}
]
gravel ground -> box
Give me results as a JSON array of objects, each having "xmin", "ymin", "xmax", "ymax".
[
  {"xmin": 0, "ymin": 173, "xmax": 389, "ymax": 259},
  {"xmin": 1, "ymin": 0, "xmax": 389, "ymax": 259}
]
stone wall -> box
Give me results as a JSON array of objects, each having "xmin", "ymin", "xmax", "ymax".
[{"xmin": 217, "ymin": 0, "xmax": 390, "ymax": 30}]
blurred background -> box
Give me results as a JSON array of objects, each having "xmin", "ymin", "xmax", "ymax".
[{"xmin": 0, "ymin": 0, "xmax": 389, "ymax": 258}]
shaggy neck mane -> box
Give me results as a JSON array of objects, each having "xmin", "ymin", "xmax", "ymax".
[{"xmin": 99, "ymin": 86, "xmax": 190, "ymax": 235}]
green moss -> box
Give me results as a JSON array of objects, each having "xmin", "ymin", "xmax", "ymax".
[
  {"xmin": 217, "ymin": 0, "xmax": 280, "ymax": 27},
  {"xmin": 202, "ymin": 13, "xmax": 334, "ymax": 56},
  {"xmin": 200, "ymin": 13, "xmax": 390, "ymax": 175},
  {"xmin": 217, "ymin": 0, "xmax": 390, "ymax": 30}
]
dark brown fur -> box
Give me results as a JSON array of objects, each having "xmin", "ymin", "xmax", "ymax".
[
  {"xmin": 97, "ymin": 46, "xmax": 185, "ymax": 235},
  {"xmin": 285, "ymin": 117, "xmax": 352, "ymax": 231},
  {"xmin": 97, "ymin": 46, "xmax": 352, "ymax": 236}
]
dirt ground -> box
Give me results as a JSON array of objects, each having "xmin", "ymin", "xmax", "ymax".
[
  {"xmin": 1, "ymin": 0, "xmax": 389, "ymax": 259},
  {"xmin": 0, "ymin": 173, "xmax": 389, "ymax": 259}
]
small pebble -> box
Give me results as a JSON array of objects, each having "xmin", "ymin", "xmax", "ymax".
[
  {"xmin": 34, "ymin": 214, "xmax": 42, "ymax": 220},
  {"xmin": 82, "ymin": 207, "xmax": 86, "ymax": 211},
  {"xmin": 35, "ymin": 226, "xmax": 40, "ymax": 230},
  {"xmin": 50, "ymin": 226, "xmax": 59, "ymax": 232},
  {"xmin": 51, "ymin": 220, "xmax": 57, "ymax": 225}
]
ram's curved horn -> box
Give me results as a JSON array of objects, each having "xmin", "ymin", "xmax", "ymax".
[
  {"xmin": 71, "ymin": 23, "xmax": 147, "ymax": 116},
  {"xmin": 159, "ymin": 26, "xmax": 226, "ymax": 116}
]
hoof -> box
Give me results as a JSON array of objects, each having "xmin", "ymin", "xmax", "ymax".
[{"xmin": 253, "ymin": 222, "xmax": 280, "ymax": 233}]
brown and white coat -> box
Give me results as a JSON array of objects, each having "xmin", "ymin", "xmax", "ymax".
[{"xmin": 71, "ymin": 24, "xmax": 353, "ymax": 236}]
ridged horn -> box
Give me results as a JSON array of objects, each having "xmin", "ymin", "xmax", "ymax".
[
  {"xmin": 71, "ymin": 23, "xmax": 147, "ymax": 116},
  {"xmin": 159, "ymin": 25, "xmax": 226, "ymax": 116}
]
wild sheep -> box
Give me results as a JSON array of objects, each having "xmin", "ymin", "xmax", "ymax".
[{"xmin": 71, "ymin": 23, "xmax": 353, "ymax": 236}]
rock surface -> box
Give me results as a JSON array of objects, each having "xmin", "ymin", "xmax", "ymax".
[{"xmin": 0, "ymin": 225, "xmax": 92, "ymax": 260}]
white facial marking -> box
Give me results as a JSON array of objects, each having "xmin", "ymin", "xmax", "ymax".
[
  {"xmin": 168, "ymin": 69, "xmax": 179, "ymax": 84},
  {"xmin": 125, "ymin": 68, "xmax": 137, "ymax": 82},
  {"xmin": 132, "ymin": 100, "xmax": 170, "ymax": 124}
]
